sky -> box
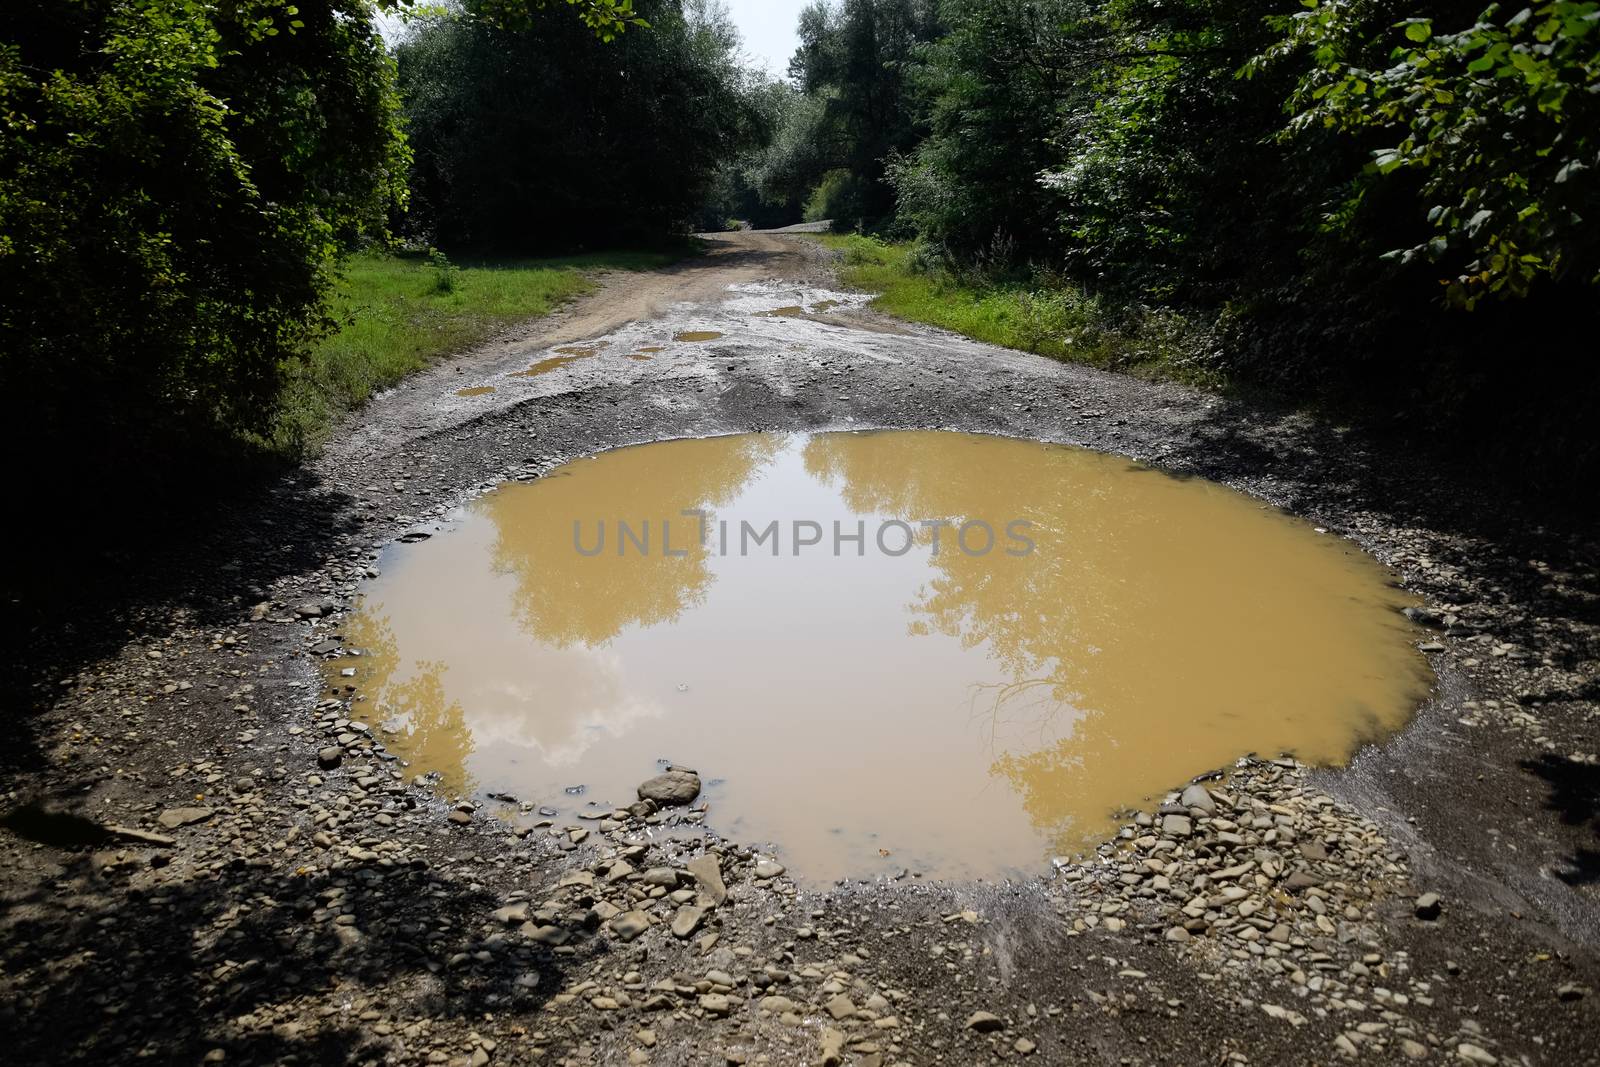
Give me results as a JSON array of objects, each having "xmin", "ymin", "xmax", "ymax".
[
  {"xmin": 723, "ymin": 0, "xmax": 808, "ymax": 78},
  {"xmin": 376, "ymin": 1, "xmax": 809, "ymax": 79}
]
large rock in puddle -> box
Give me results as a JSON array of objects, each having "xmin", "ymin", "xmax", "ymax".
[{"xmin": 637, "ymin": 768, "xmax": 701, "ymax": 806}]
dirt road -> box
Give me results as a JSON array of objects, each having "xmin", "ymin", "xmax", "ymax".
[{"xmin": 4, "ymin": 230, "xmax": 1597, "ymax": 1065}]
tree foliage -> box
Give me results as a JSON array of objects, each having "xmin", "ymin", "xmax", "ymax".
[
  {"xmin": 398, "ymin": 0, "xmax": 764, "ymax": 249},
  {"xmin": 0, "ymin": 0, "xmax": 407, "ymax": 457},
  {"xmin": 1254, "ymin": 0, "xmax": 1600, "ymax": 307},
  {"xmin": 752, "ymin": 0, "xmax": 942, "ymax": 229},
  {"xmin": 813, "ymin": 0, "xmax": 1599, "ymax": 481}
]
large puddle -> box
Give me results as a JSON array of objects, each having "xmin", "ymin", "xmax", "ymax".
[{"xmin": 331, "ymin": 431, "xmax": 1430, "ymax": 881}]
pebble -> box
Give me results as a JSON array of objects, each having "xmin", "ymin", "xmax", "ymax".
[
  {"xmin": 612, "ymin": 911, "xmax": 651, "ymax": 941},
  {"xmin": 636, "ymin": 769, "xmax": 701, "ymax": 806},
  {"xmin": 670, "ymin": 905, "xmax": 705, "ymax": 939},
  {"xmin": 965, "ymin": 1010, "xmax": 1004, "ymax": 1032},
  {"xmin": 1160, "ymin": 813, "xmax": 1192, "ymax": 837},
  {"xmin": 686, "ymin": 853, "xmax": 728, "ymax": 904},
  {"xmin": 156, "ymin": 807, "xmax": 213, "ymax": 830},
  {"xmin": 1180, "ymin": 783, "xmax": 1216, "ymax": 812}
]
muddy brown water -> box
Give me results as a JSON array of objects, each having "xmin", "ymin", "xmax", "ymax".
[
  {"xmin": 331, "ymin": 431, "xmax": 1430, "ymax": 882},
  {"xmin": 454, "ymin": 386, "xmax": 496, "ymax": 397},
  {"xmin": 513, "ymin": 346, "xmax": 605, "ymax": 378},
  {"xmin": 672, "ymin": 331, "xmax": 723, "ymax": 342}
]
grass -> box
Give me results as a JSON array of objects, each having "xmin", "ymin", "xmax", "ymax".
[
  {"xmin": 272, "ymin": 247, "xmax": 684, "ymax": 452},
  {"xmin": 813, "ymin": 234, "xmax": 1219, "ymax": 387}
]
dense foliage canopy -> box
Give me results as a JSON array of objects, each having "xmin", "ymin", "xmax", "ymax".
[
  {"xmin": 0, "ymin": 0, "xmax": 406, "ymax": 455},
  {"xmin": 397, "ymin": 0, "xmax": 763, "ymax": 250},
  {"xmin": 788, "ymin": 0, "xmax": 1599, "ymax": 477}
]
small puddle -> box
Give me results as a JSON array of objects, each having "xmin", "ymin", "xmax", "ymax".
[
  {"xmin": 756, "ymin": 306, "xmax": 805, "ymax": 318},
  {"xmin": 810, "ymin": 299, "xmax": 840, "ymax": 313},
  {"xmin": 636, "ymin": 346, "xmax": 666, "ymax": 353},
  {"xmin": 626, "ymin": 354, "xmax": 652, "ymax": 362},
  {"xmin": 454, "ymin": 386, "xmax": 496, "ymax": 397},
  {"xmin": 673, "ymin": 331, "xmax": 723, "ymax": 342},
  {"xmin": 331, "ymin": 432, "xmax": 1430, "ymax": 882},
  {"xmin": 511, "ymin": 345, "xmax": 607, "ymax": 378}
]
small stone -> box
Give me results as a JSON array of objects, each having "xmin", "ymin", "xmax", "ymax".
[
  {"xmin": 448, "ymin": 810, "xmax": 472, "ymax": 825},
  {"xmin": 1414, "ymin": 892, "xmax": 1442, "ymax": 920},
  {"xmin": 686, "ymin": 853, "xmax": 727, "ymax": 904},
  {"xmin": 671, "ymin": 905, "xmax": 705, "ymax": 939},
  {"xmin": 156, "ymin": 807, "xmax": 213, "ymax": 830},
  {"xmin": 1161, "ymin": 814, "xmax": 1192, "ymax": 837},
  {"xmin": 317, "ymin": 747, "xmax": 342, "ymax": 770},
  {"xmin": 641, "ymin": 867, "xmax": 680, "ymax": 888},
  {"xmin": 825, "ymin": 994, "xmax": 856, "ymax": 1020},
  {"xmin": 1400, "ymin": 1039, "xmax": 1430, "ymax": 1060},
  {"xmin": 107, "ymin": 825, "xmax": 177, "ymax": 847},
  {"xmin": 637, "ymin": 770, "xmax": 701, "ymax": 806},
  {"xmin": 754, "ymin": 859, "xmax": 785, "ymax": 879},
  {"xmin": 1455, "ymin": 1043, "xmax": 1497, "ymax": 1065},
  {"xmin": 699, "ymin": 993, "xmax": 731, "ymax": 1016},
  {"xmin": 965, "ymin": 1011, "xmax": 1004, "ymax": 1033},
  {"xmin": 612, "ymin": 911, "xmax": 651, "ymax": 941},
  {"xmin": 1556, "ymin": 982, "xmax": 1586, "ymax": 1001},
  {"xmin": 1165, "ymin": 927, "xmax": 1191, "ymax": 943},
  {"xmin": 1014, "ymin": 1038, "xmax": 1037, "ymax": 1055},
  {"xmin": 491, "ymin": 903, "xmax": 529, "ymax": 925},
  {"xmin": 819, "ymin": 1028, "xmax": 846, "ymax": 1067},
  {"xmin": 1179, "ymin": 784, "xmax": 1215, "ymax": 812},
  {"xmin": 524, "ymin": 925, "xmax": 568, "ymax": 945}
]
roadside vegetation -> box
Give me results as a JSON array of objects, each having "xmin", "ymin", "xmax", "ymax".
[
  {"xmin": 750, "ymin": 0, "xmax": 1600, "ymax": 495},
  {"xmin": 273, "ymin": 248, "xmax": 685, "ymax": 452},
  {"xmin": 0, "ymin": 0, "xmax": 750, "ymax": 517},
  {"xmin": 818, "ymin": 235, "xmax": 1219, "ymax": 386}
]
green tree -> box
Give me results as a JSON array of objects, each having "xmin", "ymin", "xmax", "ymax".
[
  {"xmin": 399, "ymin": 0, "xmax": 764, "ymax": 249},
  {"xmin": 0, "ymin": 0, "xmax": 407, "ymax": 462},
  {"xmin": 889, "ymin": 0, "xmax": 1091, "ymax": 263},
  {"xmin": 1252, "ymin": 0, "xmax": 1600, "ymax": 307},
  {"xmin": 778, "ymin": 0, "xmax": 943, "ymax": 230}
]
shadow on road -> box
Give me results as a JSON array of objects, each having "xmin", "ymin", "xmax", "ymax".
[
  {"xmin": 0, "ymin": 458, "xmax": 363, "ymax": 778},
  {"xmin": 1522, "ymin": 753, "xmax": 1600, "ymax": 887},
  {"xmin": 0, "ymin": 844, "xmax": 584, "ymax": 1063}
]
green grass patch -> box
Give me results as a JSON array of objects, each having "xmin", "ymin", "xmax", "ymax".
[
  {"xmin": 273, "ymin": 247, "xmax": 683, "ymax": 453},
  {"xmin": 813, "ymin": 234, "xmax": 1218, "ymax": 386}
]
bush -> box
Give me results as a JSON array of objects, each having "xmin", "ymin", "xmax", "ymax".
[
  {"xmin": 804, "ymin": 169, "xmax": 855, "ymax": 225},
  {"xmin": 0, "ymin": 0, "xmax": 406, "ymax": 468},
  {"xmin": 428, "ymin": 248, "xmax": 462, "ymax": 294}
]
